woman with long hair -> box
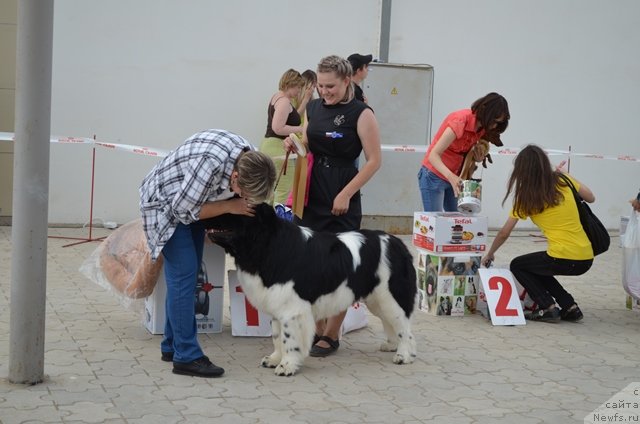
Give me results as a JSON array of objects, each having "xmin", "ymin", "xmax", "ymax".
[
  {"xmin": 482, "ymin": 144, "xmax": 596, "ymax": 322},
  {"xmin": 418, "ymin": 92, "xmax": 510, "ymax": 211}
]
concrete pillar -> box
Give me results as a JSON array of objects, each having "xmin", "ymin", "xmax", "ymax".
[{"xmin": 9, "ymin": 0, "xmax": 54, "ymax": 384}]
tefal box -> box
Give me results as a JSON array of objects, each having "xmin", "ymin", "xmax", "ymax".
[
  {"xmin": 416, "ymin": 250, "xmax": 481, "ymax": 316},
  {"xmin": 413, "ymin": 212, "xmax": 488, "ymax": 253},
  {"xmin": 228, "ymin": 270, "xmax": 272, "ymax": 337},
  {"xmin": 144, "ymin": 243, "xmax": 225, "ymax": 335}
]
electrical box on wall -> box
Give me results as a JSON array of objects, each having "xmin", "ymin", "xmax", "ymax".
[{"xmin": 361, "ymin": 62, "xmax": 434, "ymax": 216}]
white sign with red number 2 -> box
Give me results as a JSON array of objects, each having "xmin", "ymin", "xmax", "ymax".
[{"xmin": 478, "ymin": 268, "xmax": 526, "ymax": 326}]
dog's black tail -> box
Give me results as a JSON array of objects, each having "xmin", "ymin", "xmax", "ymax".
[{"xmin": 386, "ymin": 235, "xmax": 417, "ymax": 318}]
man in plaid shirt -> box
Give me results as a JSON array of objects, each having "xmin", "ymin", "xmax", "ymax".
[{"xmin": 140, "ymin": 129, "xmax": 276, "ymax": 377}]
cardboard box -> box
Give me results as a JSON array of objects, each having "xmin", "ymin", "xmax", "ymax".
[
  {"xmin": 413, "ymin": 212, "xmax": 488, "ymax": 253},
  {"xmin": 228, "ymin": 270, "xmax": 272, "ymax": 337},
  {"xmin": 416, "ymin": 250, "xmax": 481, "ymax": 316},
  {"xmin": 144, "ymin": 244, "xmax": 225, "ymax": 335}
]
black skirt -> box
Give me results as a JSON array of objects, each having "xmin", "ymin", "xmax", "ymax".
[{"xmin": 295, "ymin": 156, "xmax": 361, "ymax": 233}]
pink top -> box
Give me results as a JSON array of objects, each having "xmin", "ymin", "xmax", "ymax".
[{"xmin": 422, "ymin": 109, "xmax": 485, "ymax": 180}]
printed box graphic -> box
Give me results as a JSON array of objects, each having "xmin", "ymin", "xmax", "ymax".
[
  {"xmin": 416, "ymin": 250, "xmax": 481, "ymax": 316},
  {"xmin": 413, "ymin": 212, "xmax": 488, "ymax": 253}
]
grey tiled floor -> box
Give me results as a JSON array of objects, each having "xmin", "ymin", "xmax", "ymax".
[{"xmin": 0, "ymin": 226, "xmax": 638, "ymax": 423}]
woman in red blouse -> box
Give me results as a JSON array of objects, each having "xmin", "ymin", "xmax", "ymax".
[{"xmin": 418, "ymin": 92, "xmax": 510, "ymax": 211}]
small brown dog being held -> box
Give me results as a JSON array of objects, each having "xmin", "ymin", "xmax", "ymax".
[{"xmin": 459, "ymin": 139, "xmax": 492, "ymax": 181}]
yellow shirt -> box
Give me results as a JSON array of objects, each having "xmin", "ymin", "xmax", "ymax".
[{"xmin": 511, "ymin": 175, "xmax": 593, "ymax": 260}]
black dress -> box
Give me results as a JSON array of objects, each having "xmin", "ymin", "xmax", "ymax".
[{"xmin": 296, "ymin": 98, "xmax": 370, "ymax": 232}]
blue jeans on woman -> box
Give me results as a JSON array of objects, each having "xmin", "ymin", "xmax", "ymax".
[
  {"xmin": 510, "ymin": 251, "xmax": 593, "ymax": 310},
  {"xmin": 160, "ymin": 222, "xmax": 205, "ymax": 363},
  {"xmin": 417, "ymin": 166, "xmax": 457, "ymax": 212}
]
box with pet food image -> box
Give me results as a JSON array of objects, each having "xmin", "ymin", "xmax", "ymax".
[
  {"xmin": 413, "ymin": 212, "xmax": 488, "ymax": 253},
  {"xmin": 416, "ymin": 251, "xmax": 481, "ymax": 316}
]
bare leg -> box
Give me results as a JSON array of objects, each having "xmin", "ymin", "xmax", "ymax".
[
  {"xmin": 314, "ymin": 318, "xmax": 327, "ymax": 339},
  {"xmin": 314, "ymin": 310, "xmax": 347, "ymax": 348}
]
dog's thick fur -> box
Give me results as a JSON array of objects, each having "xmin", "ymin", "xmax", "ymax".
[{"xmin": 202, "ymin": 203, "xmax": 417, "ymax": 376}]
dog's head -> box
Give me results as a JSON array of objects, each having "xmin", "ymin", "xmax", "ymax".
[
  {"xmin": 440, "ymin": 256, "xmax": 480, "ymax": 276},
  {"xmin": 201, "ymin": 202, "xmax": 279, "ymax": 258}
]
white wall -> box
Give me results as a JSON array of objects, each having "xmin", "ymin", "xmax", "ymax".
[
  {"xmin": 388, "ymin": 0, "xmax": 640, "ymax": 228},
  {"xmin": 49, "ymin": 0, "xmax": 381, "ymax": 225},
  {"xmin": 47, "ymin": 0, "xmax": 639, "ymax": 229}
]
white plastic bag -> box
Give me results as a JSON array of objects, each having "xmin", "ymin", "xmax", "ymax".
[
  {"xmin": 622, "ymin": 211, "xmax": 640, "ymax": 300},
  {"xmin": 340, "ymin": 302, "xmax": 368, "ymax": 335},
  {"xmin": 80, "ymin": 219, "xmax": 163, "ymax": 309}
]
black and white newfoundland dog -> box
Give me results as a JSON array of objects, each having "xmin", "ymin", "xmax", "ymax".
[{"xmin": 202, "ymin": 203, "xmax": 417, "ymax": 376}]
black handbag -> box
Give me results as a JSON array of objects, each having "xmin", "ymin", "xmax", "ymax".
[{"xmin": 559, "ymin": 174, "xmax": 610, "ymax": 256}]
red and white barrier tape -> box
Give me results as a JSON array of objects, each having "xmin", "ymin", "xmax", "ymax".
[
  {"xmin": 1, "ymin": 131, "xmax": 638, "ymax": 162},
  {"xmin": 0, "ymin": 132, "xmax": 170, "ymax": 158}
]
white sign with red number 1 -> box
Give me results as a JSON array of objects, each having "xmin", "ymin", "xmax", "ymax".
[{"xmin": 478, "ymin": 268, "xmax": 526, "ymax": 326}]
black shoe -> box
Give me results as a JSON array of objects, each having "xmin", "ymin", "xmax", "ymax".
[
  {"xmin": 561, "ymin": 304, "xmax": 583, "ymax": 322},
  {"xmin": 309, "ymin": 336, "xmax": 339, "ymax": 357},
  {"xmin": 173, "ymin": 356, "xmax": 225, "ymax": 378},
  {"xmin": 525, "ymin": 306, "xmax": 561, "ymax": 323},
  {"xmin": 161, "ymin": 351, "xmax": 174, "ymax": 362}
]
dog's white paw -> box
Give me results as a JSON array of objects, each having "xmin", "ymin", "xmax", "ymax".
[
  {"xmin": 393, "ymin": 351, "xmax": 416, "ymax": 364},
  {"xmin": 261, "ymin": 353, "xmax": 280, "ymax": 368},
  {"xmin": 379, "ymin": 341, "xmax": 398, "ymax": 352},
  {"xmin": 274, "ymin": 361, "xmax": 298, "ymax": 377}
]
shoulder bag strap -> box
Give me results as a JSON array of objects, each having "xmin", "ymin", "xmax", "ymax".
[
  {"xmin": 558, "ymin": 173, "xmax": 589, "ymax": 228},
  {"xmin": 558, "ymin": 173, "xmax": 582, "ymax": 202}
]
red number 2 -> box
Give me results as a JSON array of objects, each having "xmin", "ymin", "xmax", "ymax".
[{"xmin": 488, "ymin": 276, "xmax": 518, "ymax": 316}]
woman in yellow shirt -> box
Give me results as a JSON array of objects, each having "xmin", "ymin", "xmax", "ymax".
[{"xmin": 482, "ymin": 145, "xmax": 596, "ymax": 323}]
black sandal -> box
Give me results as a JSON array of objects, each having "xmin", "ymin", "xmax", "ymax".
[{"xmin": 309, "ymin": 336, "xmax": 339, "ymax": 357}]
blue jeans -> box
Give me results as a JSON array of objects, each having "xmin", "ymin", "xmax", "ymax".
[
  {"xmin": 417, "ymin": 166, "xmax": 457, "ymax": 212},
  {"xmin": 160, "ymin": 222, "xmax": 205, "ymax": 363},
  {"xmin": 510, "ymin": 251, "xmax": 593, "ymax": 310}
]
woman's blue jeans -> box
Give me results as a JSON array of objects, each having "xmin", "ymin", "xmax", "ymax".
[
  {"xmin": 160, "ymin": 222, "xmax": 205, "ymax": 363},
  {"xmin": 417, "ymin": 166, "xmax": 457, "ymax": 212}
]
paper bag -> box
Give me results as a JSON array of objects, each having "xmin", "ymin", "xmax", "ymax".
[{"xmin": 291, "ymin": 153, "xmax": 313, "ymax": 219}]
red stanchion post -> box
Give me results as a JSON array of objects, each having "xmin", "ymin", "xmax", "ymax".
[{"xmin": 48, "ymin": 135, "xmax": 107, "ymax": 247}]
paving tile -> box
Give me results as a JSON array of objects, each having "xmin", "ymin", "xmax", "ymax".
[
  {"xmin": 0, "ymin": 405, "xmax": 70, "ymax": 424},
  {"xmin": 108, "ymin": 395, "xmax": 187, "ymax": 419},
  {"xmin": 0, "ymin": 230, "xmax": 638, "ymax": 423},
  {"xmin": 57, "ymin": 401, "xmax": 122, "ymax": 423},
  {"xmin": 127, "ymin": 415, "xmax": 187, "ymax": 424}
]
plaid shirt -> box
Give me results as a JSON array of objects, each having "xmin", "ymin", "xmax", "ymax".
[{"xmin": 139, "ymin": 129, "xmax": 255, "ymax": 260}]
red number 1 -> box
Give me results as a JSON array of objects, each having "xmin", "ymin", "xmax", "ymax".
[{"xmin": 488, "ymin": 276, "xmax": 518, "ymax": 316}]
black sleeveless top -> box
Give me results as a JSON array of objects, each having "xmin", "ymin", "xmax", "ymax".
[
  {"xmin": 264, "ymin": 96, "xmax": 301, "ymax": 139},
  {"xmin": 306, "ymin": 98, "xmax": 369, "ymax": 160}
]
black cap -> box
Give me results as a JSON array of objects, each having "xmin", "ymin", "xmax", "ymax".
[{"xmin": 347, "ymin": 53, "xmax": 373, "ymax": 71}]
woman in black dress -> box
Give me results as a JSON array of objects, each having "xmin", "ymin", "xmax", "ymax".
[{"xmin": 284, "ymin": 55, "xmax": 381, "ymax": 357}]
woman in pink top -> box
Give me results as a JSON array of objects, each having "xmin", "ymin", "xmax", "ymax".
[{"xmin": 418, "ymin": 92, "xmax": 510, "ymax": 211}]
